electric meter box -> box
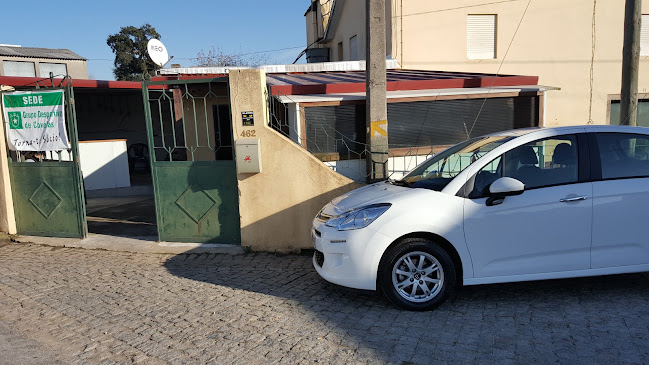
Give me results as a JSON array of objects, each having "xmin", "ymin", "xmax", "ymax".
[{"xmin": 235, "ymin": 138, "xmax": 262, "ymax": 174}]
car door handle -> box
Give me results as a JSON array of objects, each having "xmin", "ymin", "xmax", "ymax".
[{"xmin": 559, "ymin": 195, "xmax": 588, "ymax": 202}]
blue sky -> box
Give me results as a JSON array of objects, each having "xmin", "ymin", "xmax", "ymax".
[{"xmin": 2, "ymin": 0, "xmax": 308, "ymax": 80}]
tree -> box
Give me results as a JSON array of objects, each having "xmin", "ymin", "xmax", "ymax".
[
  {"xmin": 107, "ymin": 24, "xmax": 161, "ymax": 81},
  {"xmin": 193, "ymin": 46, "xmax": 271, "ymax": 68}
]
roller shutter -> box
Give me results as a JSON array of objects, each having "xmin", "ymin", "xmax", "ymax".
[
  {"xmin": 467, "ymin": 15, "xmax": 497, "ymax": 60},
  {"xmin": 641, "ymin": 15, "xmax": 649, "ymax": 56},
  {"xmin": 302, "ymin": 96, "xmax": 539, "ymax": 153},
  {"xmin": 387, "ymin": 96, "xmax": 538, "ymax": 147}
]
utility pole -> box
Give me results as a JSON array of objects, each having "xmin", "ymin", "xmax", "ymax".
[
  {"xmin": 620, "ymin": 0, "xmax": 642, "ymax": 126},
  {"xmin": 366, "ymin": 0, "xmax": 388, "ymax": 182}
]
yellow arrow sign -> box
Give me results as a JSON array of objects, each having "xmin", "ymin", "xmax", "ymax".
[{"xmin": 370, "ymin": 120, "xmax": 387, "ymax": 138}]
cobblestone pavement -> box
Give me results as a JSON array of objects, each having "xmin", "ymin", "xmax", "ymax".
[{"xmin": 0, "ymin": 243, "xmax": 648, "ymax": 364}]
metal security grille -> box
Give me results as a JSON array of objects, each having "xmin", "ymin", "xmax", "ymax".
[
  {"xmin": 142, "ymin": 78, "xmax": 240, "ymax": 244},
  {"xmin": 5, "ymin": 76, "xmax": 87, "ymax": 238}
]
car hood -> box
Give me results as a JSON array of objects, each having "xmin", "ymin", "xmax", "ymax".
[{"xmin": 323, "ymin": 181, "xmax": 412, "ymax": 216}]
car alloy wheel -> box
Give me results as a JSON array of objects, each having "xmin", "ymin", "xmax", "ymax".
[
  {"xmin": 391, "ymin": 251, "xmax": 444, "ymax": 303},
  {"xmin": 379, "ymin": 238, "xmax": 456, "ymax": 311}
]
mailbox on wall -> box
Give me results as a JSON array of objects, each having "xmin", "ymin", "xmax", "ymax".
[{"xmin": 235, "ymin": 138, "xmax": 262, "ymax": 174}]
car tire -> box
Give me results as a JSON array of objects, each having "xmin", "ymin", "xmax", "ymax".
[{"xmin": 379, "ymin": 238, "xmax": 456, "ymax": 311}]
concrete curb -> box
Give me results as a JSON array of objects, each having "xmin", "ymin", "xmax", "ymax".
[{"xmin": 12, "ymin": 234, "xmax": 246, "ymax": 255}]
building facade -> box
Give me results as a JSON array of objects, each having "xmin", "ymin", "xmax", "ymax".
[
  {"xmin": 305, "ymin": 0, "xmax": 649, "ymax": 127},
  {"xmin": 0, "ymin": 45, "xmax": 88, "ymax": 79}
]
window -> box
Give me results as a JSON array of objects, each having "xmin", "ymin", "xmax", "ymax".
[
  {"xmin": 337, "ymin": 42, "xmax": 343, "ymax": 61},
  {"xmin": 641, "ymin": 14, "xmax": 649, "ymax": 56},
  {"xmin": 303, "ymin": 104, "xmax": 366, "ymax": 156},
  {"xmin": 596, "ymin": 133, "xmax": 649, "ymax": 179},
  {"xmin": 609, "ymin": 99, "xmax": 649, "ymax": 127},
  {"xmin": 471, "ymin": 135, "xmax": 579, "ymax": 197},
  {"xmin": 349, "ymin": 35, "xmax": 358, "ymax": 61},
  {"xmin": 467, "ymin": 15, "xmax": 497, "ymax": 60},
  {"xmin": 39, "ymin": 63, "xmax": 67, "ymax": 77},
  {"xmin": 3, "ymin": 61, "xmax": 36, "ymax": 77}
]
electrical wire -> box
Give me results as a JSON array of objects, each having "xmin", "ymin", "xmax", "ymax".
[
  {"xmin": 86, "ymin": 45, "xmax": 305, "ymax": 63},
  {"xmin": 466, "ymin": 0, "xmax": 533, "ymax": 138},
  {"xmin": 398, "ymin": 0, "xmax": 524, "ymax": 18}
]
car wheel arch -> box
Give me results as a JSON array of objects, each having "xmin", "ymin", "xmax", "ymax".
[{"xmin": 376, "ymin": 232, "xmax": 464, "ymax": 291}]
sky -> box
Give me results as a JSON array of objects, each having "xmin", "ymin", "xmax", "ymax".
[{"xmin": 1, "ymin": 0, "xmax": 309, "ymax": 80}]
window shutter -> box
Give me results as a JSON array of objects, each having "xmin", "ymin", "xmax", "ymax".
[
  {"xmin": 304, "ymin": 105, "xmax": 365, "ymax": 155},
  {"xmin": 387, "ymin": 97, "xmax": 538, "ymax": 147},
  {"xmin": 641, "ymin": 15, "xmax": 649, "ymax": 56},
  {"xmin": 467, "ymin": 15, "xmax": 497, "ymax": 60}
]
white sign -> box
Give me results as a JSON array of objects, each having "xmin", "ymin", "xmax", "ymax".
[
  {"xmin": 2, "ymin": 90, "xmax": 70, "ymax": 151},
  {"xmin": 147, "ymin": 39, "xmax": 169, "ymax": 67}
]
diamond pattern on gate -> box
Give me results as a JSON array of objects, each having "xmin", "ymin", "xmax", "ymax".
[
  {"xmin": 29, "ymin": 181, "xmax": 64, "ymax": 218},
  {"xmin": 175, "ymin": 183, "xmax": 219, "ymax": 223}
]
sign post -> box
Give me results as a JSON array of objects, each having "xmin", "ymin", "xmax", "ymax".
[{"xmin": 2, "ymin": 90, "xmax": 69, "ymax": 151}]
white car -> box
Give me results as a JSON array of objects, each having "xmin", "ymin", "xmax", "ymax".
[{"xmin": 312, "ymin": 125, "xmax": 649, "ymax": 311}]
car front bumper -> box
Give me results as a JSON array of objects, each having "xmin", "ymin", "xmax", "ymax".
[{"xmin": 311, "ymin": 217, "xmax": 394, "ymax": 291}]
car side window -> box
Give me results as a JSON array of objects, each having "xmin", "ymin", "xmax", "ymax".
[
  {"xmin": 470, "ymin": 156, "xmax": 502, "ymax": 198},
  {"xmin": 596, "ymin": 133, "xmax": 649, "ymax": 180},
  {"xmin": 470, "ymin": 135, "xmax": 579, "ymax": 197}
]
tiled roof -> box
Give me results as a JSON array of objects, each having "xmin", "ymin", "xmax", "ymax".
[{"xmin": 0, "ymin": 46, "xmax": 86, "ymax": 61}]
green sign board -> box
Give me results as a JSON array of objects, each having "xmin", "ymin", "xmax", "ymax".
[{"xmin": 2, "ymin": 90, "xmax": 70, "ymax": 151}]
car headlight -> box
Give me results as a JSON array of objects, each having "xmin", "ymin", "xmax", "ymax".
[{"xmin": 324, "ymin": 204, "xmax": 391, "ymax": 231}]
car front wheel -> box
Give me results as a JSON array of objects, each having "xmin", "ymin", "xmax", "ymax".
[{"xmin": 379, "ymin": 239, "xmax": 456, "ymax": 311}]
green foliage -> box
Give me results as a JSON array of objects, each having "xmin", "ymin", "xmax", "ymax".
[{"xmin": 107, "ymin": 24, "xmax": 161, "ymax": 81}]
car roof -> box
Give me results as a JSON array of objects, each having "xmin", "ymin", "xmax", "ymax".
[{"xmin": 486, "ymin": 125, "xmax": 649, "ymax": 138}]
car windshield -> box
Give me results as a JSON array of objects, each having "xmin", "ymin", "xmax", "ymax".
[{"xmin": 396, "ymin": 136, "xmax": 513, "ymax": 191}]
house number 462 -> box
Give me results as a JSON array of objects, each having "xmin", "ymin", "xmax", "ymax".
[{"xmin": 240, "ymin": 130, "xmax": 256, "ymax": 137}]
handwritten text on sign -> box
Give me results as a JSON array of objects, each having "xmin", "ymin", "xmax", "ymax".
[{"xmin": 2, "ymin": 90, "xmax": 70, "ymax": 151}]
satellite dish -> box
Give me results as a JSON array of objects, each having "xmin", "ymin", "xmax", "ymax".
[{"xmin": 147, "ymin": 39, "xmax": 169, "ymax": 67}]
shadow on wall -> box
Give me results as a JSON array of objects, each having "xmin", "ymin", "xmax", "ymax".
[
  {"xmin": 163, "ymin": 250, "xmax": 649, "ymax": 363},
  {"xmin": 239, "ymin": 183, "xmax": 362, "ymax": 252},
  {"xmin": 81, "ymin": 150, "xmax": 131, "ymax": 191}
]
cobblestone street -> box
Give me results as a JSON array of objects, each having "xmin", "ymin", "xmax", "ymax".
[{"xmin": 0, "ymin": 243, "xmax": 648, "ymax": 364}]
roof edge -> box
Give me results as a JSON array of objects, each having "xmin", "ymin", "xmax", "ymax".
[{"xmin": 159, "ymin": 59, "xmax": 401, "ymax": 75}]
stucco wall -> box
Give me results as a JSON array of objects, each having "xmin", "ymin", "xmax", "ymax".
[
  {"xmin": 313, "ymin": 0, "xmax": 394, "ymax": 61},
  {"xmin": 229, "ymin": 69, "xmax": 362, "ymax": 252},
  {"xmin": 395, "ymin": 0, "xmax": 649, "ymax": 127},
  {"xmin": 312, "ymin": 0, "xmax": 649, "ymax": 128},
  {"xmin": 0, "ymin": 107, "xmax": 17, "ymax": 234},
  {"xmin": 330, "ymin": 0, "xmax": 366, "ymax": 61},
  {"xmin": 0, "ymin": 57, "xmax": 88, "ymax": 79}
]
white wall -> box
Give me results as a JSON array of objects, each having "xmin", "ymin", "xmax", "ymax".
[
  {"xmin": 79, "ymin": 140, "xmax": 130, "ymax": 190},
  {"xmin": 325, "ymin": 153, "xmax": 433, "ymax": 182}
]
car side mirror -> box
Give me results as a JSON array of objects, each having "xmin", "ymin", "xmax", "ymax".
[{"xmin": 486, "ymin": 177, "xmax": 525, "ymax": 206}]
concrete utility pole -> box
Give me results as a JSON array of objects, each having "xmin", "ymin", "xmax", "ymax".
[
  {"xmin": 366, "ymin": 0, "xmax": 388, "ymax": 182},
  {"xmin": 620, "ymin": 0, "xmax": 642, "ymax": 126}
]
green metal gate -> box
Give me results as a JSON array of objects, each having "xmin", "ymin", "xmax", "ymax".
[
  {"xmin": 4, "ymin": 78, "xmax": 87, "ymax": 238},
  {"xmin": 142, "ymin": 78, "xmax": 240, "ymax": 244}
]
